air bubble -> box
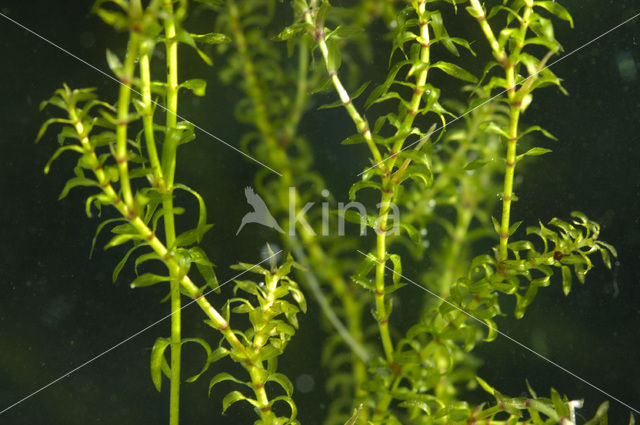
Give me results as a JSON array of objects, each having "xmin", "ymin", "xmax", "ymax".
[{"xmin": 295, "ymin": 374, "xmax": 315, "ymax": 393}]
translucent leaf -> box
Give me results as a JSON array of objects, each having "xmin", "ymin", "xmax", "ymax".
[
  {"xmin": 517, "ymin": 147, "xmax": 552, "ymax": 161},
  {"xmin": 340, "ymin": 134, "xmax": 366, "ymax": 145},
  {"xmin": 430, "ymin": 61, "xmax": 478, "ymax": 83},
  {"xmin": 58, "ymin": 177, "xmax": 98, "ymax": 200},
  {"xmin": 182, "ymin": 337, "xmax": 213, "ymax": 383},
  {"xmin": 113, "ymin": 244, "xmax": 143, "ymax": 283},
  {"xmin": 348, "ymin": 180, "xmax": 380, "ymax": 201},
  {"xmin": 273, "ymin": 23, "xmax": 308, "ymax": 41},
  {"xmin": 388, "ymin": 254, "xmax": 402, "ymax": 286},
  {"xmin": 325, "ymin": 25, "xmax": 363, "ymax": 41},
  {"xmin": 191, "ymin": 32, "xmax": 231, "ymax": 44},
  {"xmin": 175, "ymin": 30, "xmax": 213, "ymax": 66},
  {"xmin": 351, "ymin": 275, "xmax": 375, "ymax": 291},
  {"xmin": 104, "ymin": 233, "xmax": 137, "ymax": 250},
  {"xmin": 150, "ymin": 337, "xmax": 171, "ymax": 392},
  {"xmin": 534, "ymin": 1, "xmax": 574, "ymax": 28},
  {"xmin": 174, "ymin": 184, "xmax": 211, "ymax": 245},
  {"xmin": 105, "ymin": 49, "xmax": 123, "ymax": 77},
  {"xmin": 180, "ymin": 79, "xmax": 207, "ymax": 96},
  {"xmin": 230, "ymin": 262, "xmax": 269, "ymax": 275},
  {"xmin": 476, "ymin": 376, "xmax": 495, "ymax": 396},
  {"xmin": 36, "ymin": 117, "xmax": 72, "ymax": 143},
  {"xmin": 268, "ymin": 373, "xmax": 293, "ymax": 397},
  {"xmin": 464, "ymin": 159, "xmax": 489, "ymax": 170},
  {"xmin": 208, "ymin": 373, "xmax": 246, "ymax": 398},
  {"xmin": 130, "ymin": 273, "xmax": 170, "ymax": 288},
  {"xmin": 90, "ymin": 218, "xmax": 124, "ymax": 258},
  {"xmin": 429, "ymin": 10, "xmax": 458, "ymax": 57},
  {"xmin": 221, "ymin": 390, "xmax": 256, "ymax": 412},
  {"xmin": 561, "ymin": 265, "xmax": 572, "ymax": 296}
]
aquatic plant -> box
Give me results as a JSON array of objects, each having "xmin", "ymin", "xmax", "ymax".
[{"xmin": 33, "ymin": 0, "xmax": 629, "ymax": 424}]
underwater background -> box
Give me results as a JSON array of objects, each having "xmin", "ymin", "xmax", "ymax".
[{"xmin": 0, "ymin": 0, "xmax": 639, "ymax": 424}]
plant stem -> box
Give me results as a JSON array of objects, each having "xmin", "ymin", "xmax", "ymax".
[
  {"xmin": 499, "ymin": 101, "xmax": 520, "ymax": 260},
  {"xmin": 114, "ymin": 31, "xmax": 140, "ymax": 209},
  {"xmin": 303, "ymin": 4, "xmax": 383, "ymax": 166},
  {"xmin": 161, "ymin": 3, "xmax": 181, "ymax": 424},
  {"xmin": 139, "ymin": 49, "xmax": 165, "ymax": 189}
]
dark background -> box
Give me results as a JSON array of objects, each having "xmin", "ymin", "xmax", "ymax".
[{"xmin": 0, "ymin": 1, "xmax": 639, "ymax": 424}]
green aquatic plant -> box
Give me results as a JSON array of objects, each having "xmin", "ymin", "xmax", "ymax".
[{"xmin": 33, "ymin": 0, "xmax": 630, "ymax": 424}]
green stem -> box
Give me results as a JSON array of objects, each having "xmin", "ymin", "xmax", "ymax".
[
  {"xmin": 161, "ymin": 3, "xmax": 181, "ymax": 424},
  {"xmin": 303, "ymin": 3, "xmax": 383, "ymax": 166},
  {"xmin": 499, "ymin": 101, "xmax": 520, "ymax": 261},
  {"xmin": 468, "ymin": 0, "xmax": 507, "ymax": 64},
  {"xmin": 114, "ymin": 29, "xmax": 141, "ymax": 209},
  {"xmin": 139, "ymin": 50, "xmax": 165, "ymax": 189}
]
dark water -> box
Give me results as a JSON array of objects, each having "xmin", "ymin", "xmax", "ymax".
[{"xmin": 0, "ymin": 1, "xmax": 639, "ymax": 424}]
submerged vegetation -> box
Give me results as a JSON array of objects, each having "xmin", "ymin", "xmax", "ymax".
[{"xmin": 33, "ymin": 0, "xmax": 630, "ymax": 424}]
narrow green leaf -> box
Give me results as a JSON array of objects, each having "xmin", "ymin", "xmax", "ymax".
[
  {"xmin": 105, "ymin": 49, "xmax": 123, "ymax": 77},
  {"xmin": 534, "ymin": 1, "xmax": 574, "ymax": 28},
  {"xmin": 464, "ymin": 159, "xmax": 489, "ymax": 170},
  {"xmin": 180, "ymin": 79, "xmax": 207, "ymax": 96},
  {"xmin": 150, "ymin": 337, "xmax": 171, "ymax": 392},
  {"xmin": 476, "ymin": 376, "xmax": 495, "ymax": 396},
  {"xmin": 340, "ymin": 134, "xmax": 366, "ymax": 145},
  {"xmin": 561, "ymin": 265, "xmax": 572, "ymax": 296},
  {"xmin": 273, "ymin": 23, "xmax": 307, "ymax": 41},
  {"xmin": 518, "ymin": 147, "xmax": 552, "ymax": 161},
  {"xmin": 113, "ymin": 244, "xmax": 142, "ymax": 283},
  {"xmin": 191, "ymin": 32, "xmax": 231, "ymax": 44},
  {"xmin": 268, "ymin": 373, "xmax": 294, "ymax": 397},
  {"xmin": 351, "ymin": 275, "xmax": 375, "ymax": 291},
  {"xmin": 58, "ymin": 177, "xmax": 99, "ymax": 200},
  {"xmin": 44, "ymin": 145, "xmax": 85, "ymax": 174},
  {"xmin": 222, "ymin": 391, "xmax": 255, "ymax": 412},
  {"xmin": 104, "ymin": 233, "xmax": 137, "ymax": 249},
  {"xmin": 348, "ymin": 180, "xmax": 380, "ymax": 201},
  {"xmin": 130, "ymin": 273, "xmax": 169, "ymax": 288},
  {"xmin": 90, "ymin": 218, "xmax": 124, "ymax": 258},
  {"xmin": 174, "ymin": 184, "xmax": 211, "ymax": 244},
  {"xmin": 430, "ymin": 61, "xmax": 478, "ymax": 83},
  {"xmin": 36, "ymin": 118, "xmax": 72, "ymax": 143},
  {"xmin": 388, "ymin": 254, "xmax": 402, "ymax": 286}
]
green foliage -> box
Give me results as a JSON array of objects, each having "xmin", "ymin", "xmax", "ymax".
[
  {"xmin": 35, "ymin": 1, "xmax": 629, "ymax": 425},
  {"xmin": 204, "ymin": 255, "xmax": 306, "ymax": 424}
]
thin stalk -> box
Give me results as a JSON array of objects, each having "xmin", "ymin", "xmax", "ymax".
[
  {"xmin": 469, "ymin": 0, "xmax": 534, "ymax": 261},
  {"xmin": 138, "ymin": 50, "xmax": 165, "ymax": 189},
  {"xmin": 468, "ymin": 0, "xmax": 507, "ymax": 64},
  {"xmin": 161, "ymin": 3, "xmax": 181, "ymax": 424},
  {"xmin": 303, "ymin": 5, "xmax": 383, "ymax": 166},
  {"xmin": 499, "ymin": 102, "xmax": 520, "ymax": 260},
  {"xmin": 114, "ymin": 32, "xmax": 140, "ymax": 209},
  {"xmin": 374, "ymin": 191, "xmax": 394, "ymax": 363}
]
